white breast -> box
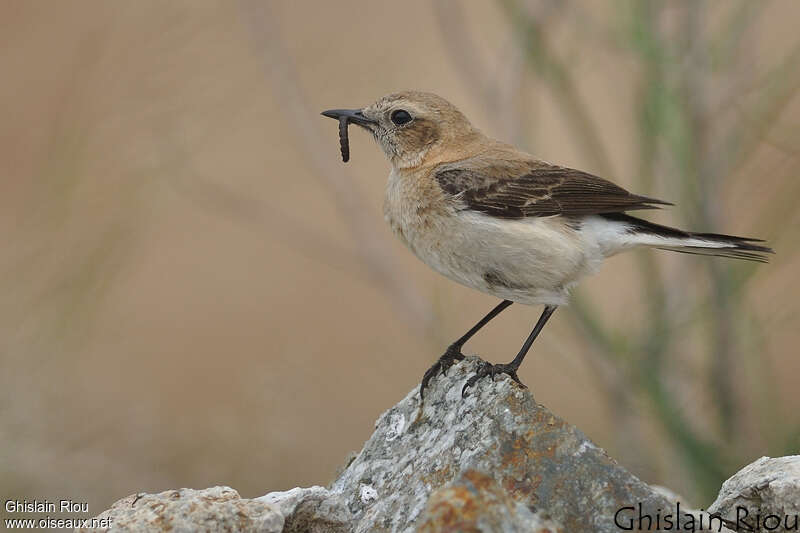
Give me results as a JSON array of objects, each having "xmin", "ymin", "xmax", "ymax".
[{"xmin": 383, "ymin": 170, "xmax": 603, "ymax": 306}]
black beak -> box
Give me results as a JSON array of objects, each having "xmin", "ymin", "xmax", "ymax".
[{"xmin": 321, "ymin": 108, "xmax": 376, "ymax": 127}]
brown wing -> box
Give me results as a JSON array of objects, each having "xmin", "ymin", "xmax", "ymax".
[{"xmin": 435, "ymin": 159, "xmax": 671, "ymax": 219}]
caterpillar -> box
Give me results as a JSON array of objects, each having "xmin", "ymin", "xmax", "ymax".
[{"xmin": 338, "ymin": 116, "xmax": 350, "ymax": 163}]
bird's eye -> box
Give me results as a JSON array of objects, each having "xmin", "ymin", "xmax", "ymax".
[{"xmin": 390, "ymin": 109, "xmax": 413, "ymax": 126}]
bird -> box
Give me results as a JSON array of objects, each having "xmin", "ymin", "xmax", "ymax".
[{"xmin": 321, "ymin": 91, "xmax": 773, "ymax": 400}]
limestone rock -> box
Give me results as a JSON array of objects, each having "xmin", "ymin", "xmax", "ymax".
[
  {"xmin": 258, "ymin": 357, "xmax": 683, "ymax": 532},
  {"xmin": 708, "ymin": 455, "xmax": 800, "ymax": 532},
  {"xmin": 83, "ymin": 358, "xmax": 800, "ymax": 532},
  {"xmin": 258, "ymin": 486, "xmax": 350, "ymax": 533},
  {"xmin": 416, "ymin": 469, "xmax": 561, "ymax": 532},
  {"xmin": 77, "ymin": 486, "xmax": 282, "ymax": 533}
]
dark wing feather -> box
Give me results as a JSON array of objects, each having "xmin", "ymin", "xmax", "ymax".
[{"xmin": 436, "ymin": 161, "xmax": 671, "ymax": 219}]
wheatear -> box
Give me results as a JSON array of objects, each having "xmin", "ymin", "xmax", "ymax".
[{"xmin": 322, "ymin": 91, "xmax": 772, "ymax": 399}]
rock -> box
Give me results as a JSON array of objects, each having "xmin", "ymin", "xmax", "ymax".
[
  {"xmin": 77, "ymin": 486, "xmax": 283, "ymax": 533},
  {"xmin": 708, "ymin": 455, "xmax": 800, "ymax": 532},
  {"xmin": 258, "ymin": 486, "xmax": 350, "ymax": 533},
  {"xmin": 416, "ymin": 470, "xmax": 561, "ymax": 532},
  {"xmin": 308, "ymin": 356, "xmax": 683, "ymax": 532},
  {"xmin": 81, "ymin": 358, "xmax": 799, "ymax": 532}
]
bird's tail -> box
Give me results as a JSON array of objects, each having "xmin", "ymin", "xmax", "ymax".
[{"xmin": 604, "ymin": 213, "xmax": 774, "ymax": 263}]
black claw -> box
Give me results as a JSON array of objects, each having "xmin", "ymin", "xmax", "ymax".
[
  {"xmin": 506, "ymin": 370, "xmax": 525, "ymax": 387},
  {"xmin": 420, "ymin": 346, "xmax": 465, "ymax": 400},
  {"xmin": 461, "ymin": 362, "xmax": 527, "ymax": 398}
]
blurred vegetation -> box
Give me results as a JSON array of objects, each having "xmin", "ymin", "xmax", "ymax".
[{"xmin": 434, "ymin": 0, "xmax": 800, "ymax": 501}]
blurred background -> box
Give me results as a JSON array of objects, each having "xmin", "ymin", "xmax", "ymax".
[{"xmin": 2, "ymin": 0, "xmax": 799, "ymax": 517}]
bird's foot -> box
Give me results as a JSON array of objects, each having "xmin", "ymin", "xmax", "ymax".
[
  {"xmin": 462, "ymin": 361, "xmax": 526, "ymax": 398},
  {"xmin": 420, "ymin": 345, "xmax": 465, "ymax": 400}
]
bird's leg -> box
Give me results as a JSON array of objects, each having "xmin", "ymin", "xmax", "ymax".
[
  {"xmin": 462, "ymin": 305, "xmax": 557, "ymax": 397},
  {"xmin": 420, "ymin": 300, "xmax": 513, "ymax": 399}
]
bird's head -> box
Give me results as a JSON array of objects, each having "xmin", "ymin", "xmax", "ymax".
[{"xmin": 322, "ymin": 91, "xmax": 480, "ymax": 169}]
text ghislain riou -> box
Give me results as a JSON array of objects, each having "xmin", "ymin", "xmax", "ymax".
[
  {"xmin": 614, "ymin": 502, "xmax": 799, "ymax": 532},
  {"xmin": 5, "ymin": 499, "xmax": 88, "ymax": 513}
]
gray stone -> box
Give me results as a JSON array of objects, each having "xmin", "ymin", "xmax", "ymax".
[
  {"xmin": 77, "ymin": 486, "xmax": 283, "ymax": 532},
  {"xmin": 258, "ymin": 357, "xmax": 686, "ymax": 532},
  {"xmin": 416, "ymin": 469, "xmax": 561, "ymax": 532},
  {"xmin": 82, "ymin": 358, "xmax": 799, "ymax": 532},
  {"xmin": 708, "ymin": 455, "xmax": 800, "ymax": 532},
  {"xmin": 257, "ymin": 486, "xmax": 350, "ymax": 533}
]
